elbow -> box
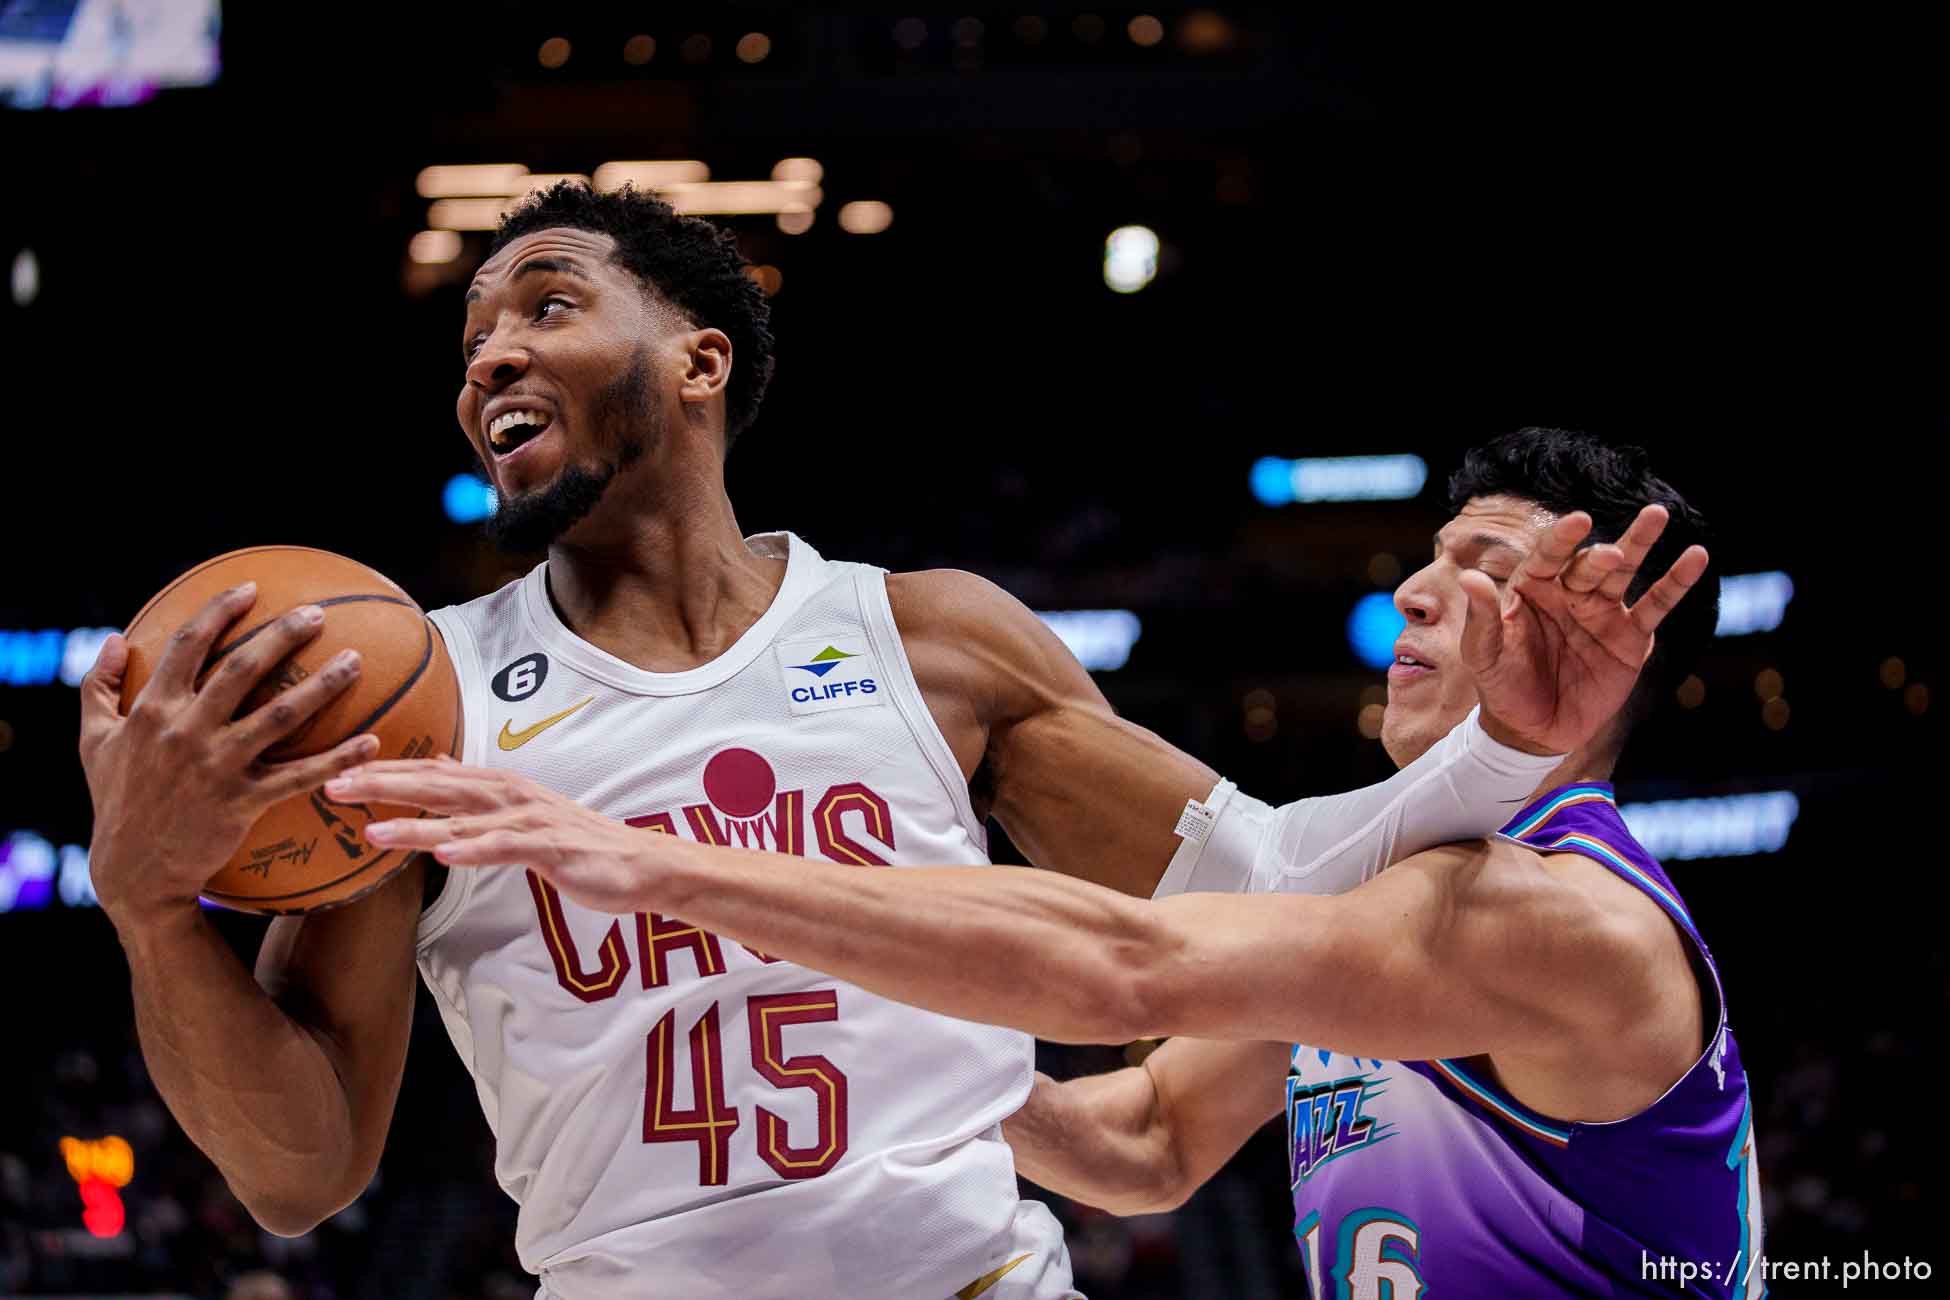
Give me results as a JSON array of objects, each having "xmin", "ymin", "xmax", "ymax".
[
  {"xmin": 1109, "ymin": 1168, "xmax": 1195, "ymax": 1217},
  {"xmin": 1087, "ymin": 1140, "xmax": 1197, "ymax": 1218},
  {"xmin": 234, "ymin": 1168, "xmax": 369, "ymax": 1239},
  {"xmin": 240, "ymin": 1193, "xmax": 332, "ymax": 1239}
]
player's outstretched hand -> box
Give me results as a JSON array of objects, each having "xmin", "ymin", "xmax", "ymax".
[
  {"xmin": 1461, "ymin": 504, "xmax": 1710, "ymax": 756},
  {"xmin": 80, "ymin": 584, "xmax": 376, "ymax": 929},
  {"xmin": 341, "ymin": 763, "xmax": 674, "ymax": 915}
]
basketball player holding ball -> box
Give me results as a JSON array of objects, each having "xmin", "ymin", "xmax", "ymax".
[{"xmin": 80, "ymin": 185, "xmax": 1700, "ymax": 1299}]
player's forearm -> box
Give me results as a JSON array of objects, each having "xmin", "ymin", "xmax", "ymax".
[
  {"xmin": 652, "ymin": 844, "xmax": 1178, "ymax": 1043},
  {"xmin": 114, "ymin": 907, "xmax": 365, "ymax": 1234},
  {"xmin": 646, "ymin": 834, "xmax": 1460, "ymax": 1052},
  {"xmin": 1160, "ymin": 707, "xmax": 1565, "ymax": 898},
  {"xmin": 1004, "ymin": 1068, "xmax": 1185, "ymax": 1215}
]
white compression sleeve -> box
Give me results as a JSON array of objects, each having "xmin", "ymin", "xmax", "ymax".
[{"xmin": 1151, "ymin": 706, "xmax": 1564, "ymax": 899}]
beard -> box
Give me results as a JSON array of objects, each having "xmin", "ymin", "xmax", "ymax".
[{"xmin": 486, "ymin": 346, "xmax": 655, "ymax": 553}]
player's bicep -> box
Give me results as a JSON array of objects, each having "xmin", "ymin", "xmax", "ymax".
[
  {"xmin": 254, "ymin": 857, "xmax": 424, "ymax": 1168},
  {"xmin": 1186, "ymin": 843, "xmax": 1623, "ymax": 1061},
  {"xmin": 1139, "ymin": 846, "xmax": 1551, "ymax": 1059},
  {"xmin": 891, "ymin": 570, "xmax": 1217, "ymax": 894}
]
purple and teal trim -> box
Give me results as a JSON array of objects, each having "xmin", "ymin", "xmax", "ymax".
[
  {"xmin": 1424, "ymin": 1057, "xmax": 1573, "ymax": 1148},
  {"xmin": 1502, "ymin": 784, "xmax": 1616, "ymax": 841},
  {"xmin": 1542, "ymin": 830, "xmax": 1697, "ymax": 932}
]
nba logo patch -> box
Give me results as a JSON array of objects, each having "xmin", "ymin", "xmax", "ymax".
[{"xmin": 776, "ymin": 635, "xmax": 885, "ymax": 715}]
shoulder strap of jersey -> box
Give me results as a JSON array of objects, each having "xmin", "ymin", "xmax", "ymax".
[{"xmin": 852, "ymin": 568, "xmax": 989, "ymax": 853}]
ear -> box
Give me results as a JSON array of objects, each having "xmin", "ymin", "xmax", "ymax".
[{"xmin": 678, "ymin": 327, "xmax": 733, "ymax": 408}]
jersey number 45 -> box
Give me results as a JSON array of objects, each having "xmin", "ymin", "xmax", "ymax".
[{"xmin": 645, "ymin": 991, "xmax": 848, "ymax": 1185}]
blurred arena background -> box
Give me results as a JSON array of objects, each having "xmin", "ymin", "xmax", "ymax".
[{"xmin": 0, "ymin": 3, "xmax": 1941, "ymax": 1296}]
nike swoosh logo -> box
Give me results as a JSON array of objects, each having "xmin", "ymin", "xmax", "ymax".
[
  {"xmin": 497, "ymin": 695, "xmax": 595, "ymax": 751},
  {"xmin": 956, "ymin": 1254, "xmax": 1033, "ymax": 1300}
]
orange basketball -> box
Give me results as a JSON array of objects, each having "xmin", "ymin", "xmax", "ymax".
[{"xmin": 120, "ymin": 546, "xmax": 461, "ymax": 915}]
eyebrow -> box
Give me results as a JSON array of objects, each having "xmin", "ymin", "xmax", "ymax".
[
  {"xmin": 1435, "ymin": 531, "xmax": 1528, "ymax": 561},
  {"xmin": 464, "ymin": 257, "xmax": 592, "ymax": 305}
]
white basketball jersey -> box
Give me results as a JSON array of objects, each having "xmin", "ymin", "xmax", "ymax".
[{"xmin": 417, "ymin": 534, "xmax": 1074, "ymax": 1300}]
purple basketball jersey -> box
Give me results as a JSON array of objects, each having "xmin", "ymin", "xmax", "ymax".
[{"xmin": 1285, "ymin": 783, "xmax": 1766, "ymax": 1298}]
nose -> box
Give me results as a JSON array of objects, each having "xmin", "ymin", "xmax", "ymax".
[
  {"xmin": 1394, "ymin": 559, "xmax": 1445, "ymax": 626},
  {"xmin": 464, "ymin": 327, "xmax": 531, "ymax": 394}
]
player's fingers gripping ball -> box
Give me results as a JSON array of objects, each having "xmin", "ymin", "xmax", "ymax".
[{"xmin": 120, "ymin": 546, "xmax": 460, "ymax": 914}]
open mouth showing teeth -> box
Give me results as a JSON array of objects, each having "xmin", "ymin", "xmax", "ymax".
[
  {"xmin": 488, "ymin": 410, "xmax": 553, "ymax": 455},
  {"xmin": 1397, "ymin": 655, "xmax": 1432, "ymax": 668}
]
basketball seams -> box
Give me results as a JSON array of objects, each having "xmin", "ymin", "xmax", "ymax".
[
  {"xmin": 206, "ymin": 655, "xmax": 467, "ymax": 914},
  {"xmin": 203, "ymin": 594, "xmax": 418, "ymax": 668},
  {"xmin": 343, "ymin": 615, "xmax": 435, "ymax": 738},
  {"xmin": 125, "ymin": 545, "xmax": 410, "ymax": 632}
]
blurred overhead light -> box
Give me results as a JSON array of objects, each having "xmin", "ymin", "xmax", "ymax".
[
  {"xmin": 737, "ymin": 32, "xmax": 773, "ymax": 64},
  {"xmin": 1251, "ymin": 454, "xmax": 1429, "ymax": 505},
  {"xmin": 1676, "ymin": 674, "xmax": 1707, "ymax": 709},
  {"xmin": 594, "ymin": 160, "xmax": 711, "ymax": 192},
  {"xmin": 514, "ymin": 173, "xmax": 590, "ymax": 200},
  {"xmin": 408, "ymin": 230, "xmax": 462, "ymax": 264},
  {"xmin": 1014, "ymin": 15, "xmax": 1049, "ymax": 44},
  {"xmin": 1036, "ymin": 610, "xmax": 1142, "ymax": 671},
  {"xmin": 538, "ymin": 37, "xmax": 572, "ymax": 69},
  {"xmin": 748, "ymin": 265, "xmax": 783, "ymax": 296},
  {"xmin": 772, "ymin": 157, "xmax": 824, "ymax": 184},
  {"xmin": 11, "ymin": 249, "xmax": 38, "ymax": 306},
  {"xmin": 1103, "ymin": 225, "xmax": 1159, "ymax": 292},
  {"xmin": 428, "ymin": 197, "xmax": 514, "ymax": 231},
  {"xmin": 1178, "ymin": 9, "xmax": 1236, "ymax": 53},
  {"xmin": 1715, "ymin": 571, "xmax": 1795, "ymax": 636},
  {"xmin": 443, "ymin": 474, "xmax": 498, "ymax": 524},
  {"xmin": 623, "ymin": 34, "xmax": 656, "ymax": 65},
  {"xmin": 681, "ymin": 33, "xmax": 713, "ymax": 63},
  {"xmin": 838, "ymin": 201, "xmax": 894, "ymax": 234},
  {"xmin": 664, "ymin": 181, "xmax": 821, "ymax": 215},
  {"xmin": 892, "ymin": 18, "xmax": 928, "ymax": 50},
  {"xmin": 776, "ymin": 210, "xmax": 816, "ymax": 234},
  {"xmin": 416, "ymin": 164, "xmax": 529, "ymax": 198},
  {"xmin": 1128, "ymin": 15, "xmax": 1165, "ymax": 46},
  {"xmin": 1619, "ymin": 791, "xmax": 1801, "ymax": 860},
  {"xmin": 1346, "ymin": 593, "xmax": 1407, "ymax": 671},
  {"xmin": 1073, "ymin": 13, "xmax": 1107, "ymax": 43}
]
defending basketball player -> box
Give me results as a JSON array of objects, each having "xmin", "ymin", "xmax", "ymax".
[
  {"xmin": 81, "ymin": 181, "xmax": 1697, "ymax": 1300},
  {"xmin": 342, "ymin": 432, "xmax": 1747, "ymax": 1298}
]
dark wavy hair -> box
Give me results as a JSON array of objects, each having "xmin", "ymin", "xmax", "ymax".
[
  {"xmin": 1449, "ymin": 427, "xmax": 1718, "ymax": 731},
  {"xmin": 489, "ymin": 182, "xmax": 777, "ymax": 447}
]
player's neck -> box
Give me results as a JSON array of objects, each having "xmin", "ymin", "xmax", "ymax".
[
  {"xmin": 1527, "ymin": 745, "xmax": 1619, "ymax": 803},
  {"xmin": 542, "ymin": 476, "xmax": 788, "ymax": 674}
]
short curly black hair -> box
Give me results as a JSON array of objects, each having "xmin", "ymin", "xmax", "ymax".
[
  {"xmin": 1449, "ymin": 428, "xmax": 1718, "ymax": 733},
  {"xmin": 489, "ymin": 182, "xmax": 776, "ymax": 447}
]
